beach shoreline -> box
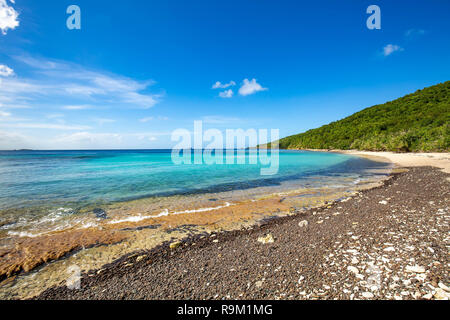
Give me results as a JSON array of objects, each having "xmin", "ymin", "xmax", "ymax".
[
  {"xmin": 297, "ymin": 149, "xmax": 450, "ymax": 174},
  {"xmin": 33, "ymin": 165, "xmax": 449, "ymax": 300},
  {"xmin": 1, "ymin": 151, "xmax": 449, "ymax": 300}
]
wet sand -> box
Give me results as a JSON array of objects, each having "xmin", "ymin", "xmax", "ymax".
[{"xmin": 34, "ymin": 166, "xmax": 449, "ymax": 300}]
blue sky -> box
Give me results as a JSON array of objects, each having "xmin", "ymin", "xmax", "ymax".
[{"xmin": 0, "ymin": 0, "xmax": 449, "ymax": 149}]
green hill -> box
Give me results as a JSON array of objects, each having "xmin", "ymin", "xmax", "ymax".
[{"xmin": 273, "ymin": 81, "xmax": 450, "ymax": 152}]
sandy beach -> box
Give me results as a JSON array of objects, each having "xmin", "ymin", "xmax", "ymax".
[
  {"xmin": 337, "ymin": 151, "xmax": 450, "ymax": 174},
  {"xmin": 26, "ymin": 152, "xmax": 449, "ymax": 300}
]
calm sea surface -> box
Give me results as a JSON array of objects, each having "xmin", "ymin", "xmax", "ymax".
[{"xmin": 0, "ymin": 149, "xmax": 391, "ymax": 234}]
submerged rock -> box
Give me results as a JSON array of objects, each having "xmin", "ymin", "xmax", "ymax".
[
  {"xmin": 0, "ymin": 220, "xmax": 15, "ymax": 228},
  {"xmin": 93, "ymin": 208, "xmax": 108, "ymax": 219}
]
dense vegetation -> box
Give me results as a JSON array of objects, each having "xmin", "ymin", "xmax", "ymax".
[{"xmin": 273, "ymin": 81, "xmax": 450, "ymax": 152}]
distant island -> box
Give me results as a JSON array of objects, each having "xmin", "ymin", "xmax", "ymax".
[{"xmin": 266, "ymin": 81, "xmax": 449, "ymax": 152}]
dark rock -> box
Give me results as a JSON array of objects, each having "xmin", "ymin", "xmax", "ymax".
[{"xmin": 93, "ymin": 208, "xmax": 108, "ymax": 219}]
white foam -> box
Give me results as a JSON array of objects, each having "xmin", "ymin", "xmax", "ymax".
[
  {"xmin": 108, "ymin": 202, "xmax": 233, "ymax": 225},
  {"xmin": 79, "ymin": 221, "xmax": 98, "ymax": 229},
  {"xmin": 7, "ymin": 230, "xmax": 47, "ymax": 238}
]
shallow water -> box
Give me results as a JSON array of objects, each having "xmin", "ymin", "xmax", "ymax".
[
  {"xmin": 0, "ymin": 150, "xmax": 393, "ymax": 299},
  {"xmin": 0, "ymin": 149, "xmax": 391, "ymax": 237}
]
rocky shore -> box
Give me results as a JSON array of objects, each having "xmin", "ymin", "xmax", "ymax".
[{"xmin": 35, "ymin": 166, "xmax": 449, "ymax": 300}]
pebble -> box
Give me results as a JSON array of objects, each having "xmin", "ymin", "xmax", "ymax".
[
  {"xmin": 298, "ymin": 220, "xmax": 308, "ymax": 227},
  {"xmin": 31, "ymin": 167, "xmax": 450, "ymax": 302},
  {"xmin": 348, "ymin": 266, "xmax": 359, "ymax": 275},
  {"xmin": 169, "ymin": 241, "xmax": 182, "ymax": 249},
  {"xmin": 434, "ymin": 288, "xmax": 450, "ymax": 300},
  {"xmin": 423, "ymin": 293, "xmax": 433, "ymax": 300},
  {"xmin": 405, "ymin": 265, "xmax": 426, "ymax": 273},
  {"xmin": 438, "ymin": 282, "xmax": 449, "ymax": 292},
  {"xmin": 257, "ymin": 234, "xmax": 274, "ymax": 244}
]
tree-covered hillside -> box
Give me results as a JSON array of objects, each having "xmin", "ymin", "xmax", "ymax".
[{"xmin": 275, "ymin": 81, "xmax": 450, "ymax": 152}]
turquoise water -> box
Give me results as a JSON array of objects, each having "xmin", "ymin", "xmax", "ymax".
[{"xmin": 0, "ymin": 149, "xmax": 390, "ymax": 212}]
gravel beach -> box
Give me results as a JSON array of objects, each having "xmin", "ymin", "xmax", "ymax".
[{"xmin": 35, "ymin": 166, "xmax": 449, "ymax": 300}]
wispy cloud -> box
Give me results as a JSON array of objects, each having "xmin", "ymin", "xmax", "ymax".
[
  {"xmin": 382, "ymin": 44, "xmax": 403, "ymax": 57},
  {"xmin": 139, "ymin": 116, "xmax": 168, "ymax": 122},
  {"xmin": 405, "ymin": 28, "xmax": 425, "ymax": 38},
  {"xmin": 0, "ymin": 110, "xmax": 11, "ymax": 117},
  {"xmin": 0, "ymin": 55, "xmax": 163, "ymax": 111},
  {"xmin": 0, "ymin": 128, "xmax": 172, "ymax": 149},
  {"xmin": 94, "ymin": 118, "xmax": 116, "ymax": 126},
  {"xmin": 62, "ymin": 105, "xmax": 93, "ymax": 110},
  {"xmin": 0, "ymin": 122, "xmax": 92, "ymax": 130},
  {"xmin": 0, "ymin": 64, "xmax": 14, "ymax": 76},
  {"xmin": 46, "ymin": 113, "xmax": 65, "ymax": 119},
  {"xmin": 139, "ymin": 117, "xmax": 154, "ymax": 123},
  {"xmin": 219, "ymin": 89, "xmax": 233, "ymax": 98},
  {"xmin": 0, "ymin": 0, "xmax": 19, "ymax": 35},
  {"xmin": 238, "ymin": 78, "xmax": 268, "ymax": 96},
  {"xmin": 202, "ymin": 115, "xmax": 242, "ymax": 124},
  {"xmin": 212, "ymin": 81, "xmax": 236, "ymax": 89}
]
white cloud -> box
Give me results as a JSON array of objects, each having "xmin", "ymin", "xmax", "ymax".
[
  {"xmin": 0, "ymin": 56, "xmax": 162, "ymax": 111},
  {"xmin": 0, "ymin": 130, "xmax": 33, "ymax": 150},
  {"xmin": 52, "ymin": 132, "xmax": 124, "ymax": 149},
  {"xmin": 0, "ymin": 64, "xmax": 14, "ymax": 76},
  {"xmin": 52, "ymin": 131, "xmax": 167, "ymax": 149},
  {"xmin": 219, "ymin": 89, "xmax": 233, "ymax": 98},
  {"xmin": 0, "ymin": 0, "xmax": 19, "ymax": 35},
  {"xmin": 139, "ymin": 116, "xmax": 168, "ymax": 122},
  {"xmin": 2, "ymin": 122, "xmax": 90, "ymax": 131},
  {"xmin": 0, "ymin": 102, "xmax": 30, "ymax": 109},
  {"xmin": 0, "ymin": 110, "xmax": 11, "ymax": 117},
  {"xmin": 202, "ymin": 116, "xmax": 242, "ymax": 124},
  {"xmin": 46, "ymin": 113, "xmax": 65, "ymax": 119},
  {"xmin": 0, "ymin": 129, "xmax": 172, "ymax": 149},
  {"xmin": 94, "ymin": 118, "xmax": 116, "ymax": 126},
  {"xmin": 212, "ymin": 81, "xmax": 236, "ymax": 89},
  {"xmin": 63, "ymin": 105, "xmax": 93, "ymax": 110},
  {"xmin": 238, "ymin": 78, "xmax": 268, "ymax": 96},
  {"xmin": 0, "ymin": 122, "xmax": 91, "ymax": 130},
  {"xmin": 139, "ymin": 117, "xmax": 154, "ymax": 123},
  {"xmin": 0, "ymin": 112, "xmax": 28, "ymax": 122},
  {"xmin": 383, "ymin": 44, "xmax": 403, "ymax": 57},
  {"xmin": 405, "ymin": 29, "xmax": 425, "ymax": 38}
]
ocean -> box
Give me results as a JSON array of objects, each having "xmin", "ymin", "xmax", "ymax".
[{"xmin": 0, "ymin": 149, "xmax": 391, "ymax": 237}]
